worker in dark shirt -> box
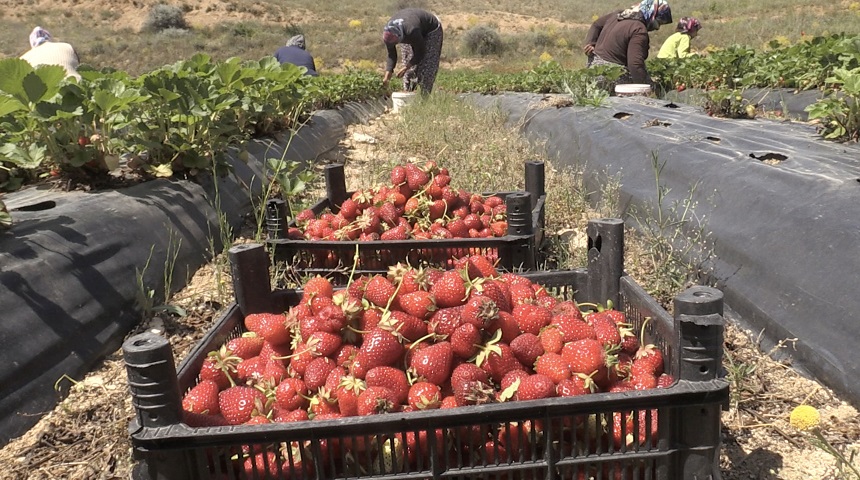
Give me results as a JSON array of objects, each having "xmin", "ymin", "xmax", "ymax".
[
  {"xmin": 274, "ymin": 35, "xmax": 318, "ymax": 76},
  {"xmin": 381, "ymin": 8, "xmax": 443, "ymax": 94},
  {"xmin": 583, "ymin": 0, "xmax": 672, "ymax": 87}
]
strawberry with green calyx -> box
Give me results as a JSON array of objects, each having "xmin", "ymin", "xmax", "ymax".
[
  {"xmin": 633, "ymin": 317, "xmax": 664, "ymax": 377},
  {"xmin": 474, "ymin": 329, "xmax": 526, "ymax": 384},
  {"xmin": 451, "ymin": 362, "xmax": 496, "ymax": 407},
  {"xmin": 378, "ymin": 310, "xmax": 427, "ymax": 343},
  {"xmin": 332, "ymin": 374, "xmax": 366, "ymax": 417},
  {"xmin": 431, "ymin": 268, "xmax": 471, "ymax": 308},
  {"xmin": 199, "ymin": 347, "xmax": 241, "ymax": 389},
  {"xmin": 460, "ymin": 293, "xmax": 499, "ymax": 329},
  {"xmin": 308, "ymin": 387, "xmax": 339, "ymax": 418},
  {"xmin": 219, "ymin": 385, "xmax": 268, "ymax": 425}
]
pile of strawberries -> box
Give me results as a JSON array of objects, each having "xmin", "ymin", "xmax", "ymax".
[
  {"xmin": 287, "ymin": 160, "xmax": 511, "ymax": 244},
  {"xmin": 181, "ymin": 256, "xmax": 672, "ymax": 477}
]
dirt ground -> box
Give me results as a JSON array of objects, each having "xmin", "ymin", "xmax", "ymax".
[{"xmin": 0, "ymin": 107, "xmax": 857, "ymax": 479}]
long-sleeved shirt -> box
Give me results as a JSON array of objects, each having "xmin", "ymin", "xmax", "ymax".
[
  {"xmin": 585, "ymin": 12, "xmax": 650, "ymax": 83},
  {"xmin": 385, "ymin": 8, "xmax": 441, "ymax": 72},
  {"xmin": 657, "ymin": 32, "xmax": 693, "ymax": 59},
  {"xmin": 20, "ymin": 41, "xmax": 81, "ymax": 80},
  {"xmin": 273, "ymin": 46, "xmax": 318, "ymax": 76}
]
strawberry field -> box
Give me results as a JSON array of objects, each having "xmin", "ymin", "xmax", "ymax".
[{"xmin": 2, "ymin": 22, "xmax": 860, "ymax": 480}]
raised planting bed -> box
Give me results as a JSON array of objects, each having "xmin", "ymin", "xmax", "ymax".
[{"xmin": 124, "ymin": 219, "xmax": 729, "ymax": 480}]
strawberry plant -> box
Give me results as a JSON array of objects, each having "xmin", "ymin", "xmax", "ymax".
[{"xmin": 806, "ymin": 66, "xmax": 860, "ymax": 141}]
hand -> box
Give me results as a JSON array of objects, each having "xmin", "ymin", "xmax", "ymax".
[
  {"xmin": 395, "ymin": 66, "xmax": 409, "ymax": 78},
  {"xmin": 583, "ymin": 44, "xmax": 595, "ymax": 56},
  {"xmin": 382, "ymin": 71, "xmax": 392, "ymax": 87}
]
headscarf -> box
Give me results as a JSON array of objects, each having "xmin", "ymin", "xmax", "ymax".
[
  {"xmin": 677, "ymin": 17, "xmax": 701, "ymax": 34},
  {"xmin": 382, "ymin": 18, "xmax": 405, "ymax": 44},
  {"xmin": 286, "ymin": 34, "xmax": 306, "ymax": 49},
  {"xmin": 29, "ymin": 26, "xmax": 52, "ymax": 49}
]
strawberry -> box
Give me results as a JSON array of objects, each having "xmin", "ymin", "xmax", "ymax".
[
  {"xmin": 478, "ymin": 342, "xmax": 525, "ymax": 384},
  {"xmin": 364, "ymin": 274, "xmax": 398, "ymax": 308},
  {"xmin": 390, "ymin": 165, "xmax": 407, "ymax": 185},
  {"xmin": 509, "ymin": 333, "xmax": 544, "ymax": 368},
  {"xmin": 295, "ymin": 208, "xmax": 316, "ymax": 224},
  {"xmin": 629, "ymin": 370, "xmax": 658, "ymax": 390},
  {"xmin": 305, "ymin": 330, "xmax": 342, "ymax": 358},
  {"xmin": 516, "ymin": 374, "xmax": 556, "ymax": 401},
  {"xmin": 562, "ymin": 338, "xmax": 609, "ymax": 380},
  {"xmin": 405, "ymin": 163, "xmax": 430, "ymax": 190},
  {"xmin": 381, "ymin": 223, "xmax": 410, "ymax": 240},
  {"xmin": 487, "ymin": 311, "xmax": 520, "ymax": 344},
  {"xmin": 634, "ymin": 343, "xmax": 664, "ymax": 377},
  {"xmin": 243, "ymin": 451, "xmax": 281, "ymax": 478},
  {"xmin": 398, "ymin": 290, "xmax": 437, "ymax": 319},
  {"xmin": 366, "ymin": 366, "xmax": 410, "ymax": 405},
  {"xmin": 303, "ymin": 275, "xmax": 334, "ymax": 300},
  {"xmin": 473, "ymin": 280, "xmax": 511, "ymax": 313},
  {"xmin": 182, "ymin": 379, "xmax": 221, "ymax": 415},
  {"xmin": 275, "ymin": 377, "xmax": 310, "ymax": 411},
  {"xmin": 451, "ymin": 363, "xmax": 495, "ymax": 406},
  {"xmin": 254, "ymin": 313, "xmax": 291, "ymax": 346},
  {"xmin": 508, "ymin": 283, "xmax": 536, "ymax": 306},
  {"xmin": 489, "ymin": 221, "xmax": 508, "ymax": 237},
  {"xmin": 235, "ymin": 355, "xmax": 267, "ymax": 383},
  {"xmin": 347, "ymin": 275, "xmax": 371, "ymax": 300},
  {"xmin": 552, "ymin": 313, "xmax": 597, "ymax": 342},
  {"xmin": 380, "ymin": 310, "xmax": 427, "ymax": 342},
  {"xmin": 335, "ymin": 344, "xmax": 359, "ymax": 368},
  {"xmin": 339, "ymin": 198, "xmax": 360, "ymax": 221},
  {"xmin": 356, "ymin": 386, "xmax": 399, "ymax": 415},
  {"xmin": 656, "ymin": 373, "xmax": 675, "ymax": 388},
  {"xmin": 352, "ymin": 328, "xmax": 403, "ymax": 378},
  {"xmin": 587, "ymin": 312, "xmax": 622, "ymax": 349},
  {"xmin": 225, "ymin": 332, "xmax": 265, "ymax": 360},
  {"xmin": 460, "ymin": 294, "xmax": 499, "ymax": 329},
  {"xmin": 218, "ymin": 386, "xmax": 267, "ymax": 425},
  {"xmin": 408, "ymin": 341, "xmax": 453, "ymax": 386},
  {"xmin": 304, "ymin": 356, "xmax": 337, "ymax": 391},
  {"xmin": 512, "ymin": 303, "xmax": 552, "ymax": 335},
  {"xmin": 538, "ymin": 325, "xmax": 564, "ymax": 354},
  {"xmin": 324, "ymin": 365, "xmax": 348, "ymax": 392},
  {"xmin": 612, "ymin": 409, "xmax": 659, "ymax": 449},
  {"xmin": 447, "ymin": 218, "xmax": 470, "ymax": 238},
  {"xmin": 534, "ymin": 352, "xmax": 571, "ymax": 384},
  {"xmin": 308, "ymin": 388, "xmax": 338, "ymax": 417},
  {"xmin": 408, "ymin": 382, "xmax": 442, "ymax": 410},
  {"xmin": 450, "ymin": 322, "xmax": 481, "ymax": 360},
  {"xmin": 551, "ymin": 300, "xmax": 584, "ymax": 319},
  {"xmin": 182, "ymin": 410, "xmax": 230, "ymax": 427},
  {"xmin": 431, "ymin": 270, "xmax": 468, "ymax": 308},
  {"xmin": 427, "ymin": 306, "xmax": 463, "ymax": 336},
  {"xmin": 199, "ymin": 351, "xmax": 238, "ymax": 389},
  {"xmin": 332, "ymin": 375, "xmax": 366, "ymax": 417},
  {"xmin": 274, "ymin": 407, "xmax": 310, "ymax": 423}
]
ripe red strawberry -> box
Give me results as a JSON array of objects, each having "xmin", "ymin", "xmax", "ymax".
[
  {"xmin": 516, "ymin": 374, "xmax": 557, "ymax": 401},
  {"xmin": 451, "ymin": 363, "xmax": 495, "ymax": 407},
  {"xmin": 275, "ymin": 377, "xmax": 310, "ymax": 411},
  {"xmin": 534, "ymin": 352, "xmax": 571, "ymax": 384},
  {"xmin": 557, "ymin": 373, "xmax": 597, "ymax": 397},
  {"xmin": 218, "ymin": 386, "xmax": 267, "ymax": 425},
  {"xmin": 486, "ymin": 310, "xmax": 520, "ymax": 344},
  {"xmin": 634, "ymin": 343, "xmax": 664, "ymax": 377},
  {"xmin": 379, "ymin": 311, "xmax": 426, "ymax": 342},
  {"xmin": 405, "ymin": 163, "xmax": 430, "ymax": 190},
  {"xmin": 225, "ymin": 333, "xmax": 265, "ymax": 360},
  {"xmin": 324, "ymin": 365, "xmax": 347, "ymax": 392},
  {"xmin": 562, "ymin": 338, "xmax": 608, "ymax": 379},
  {"xmin": 356, "ymin": 386, "xmax": 399, "ymax": 416},
  {"xmin": 335, "ymin": 344, "xmax": 359, "ymax": 368},
  {"xmin": 450, "ymin": 322, "xmax": 481, "ymax": 360},
  {"xmin": 274, "ymin": 407, "xmax": 310, "ymax": 423},
  {"xmin": 510, "ymin": 333, "xmax": 544, "ymax": 368},
  {"xmin": 489, "ymin": 221, "xmax": 508, "ymax": 237},
  {"xmin": 431, "ymin": 270, "xmax": 468, "ymax": 308},
  {"xmin": 629, "ymin": 370, "xmax": 658, "ymax": 390},
  {"xmin": 479, "ymin": 342, "xmax": 525, "ymax": 384},
  {"xmin": 303, "ymin": 275, "xmax": 334, "ymax": 300},
  {"xmin": 398, "ymin": 290, "xmax": 437, "ymax": 319},
  {"xmin": 408, "ymin": 341, "xmax": 454, "ymax": 386},
  {"xmin": 364, "ymin": 275, "xmax": 397, "ymax": 308},
  {"xmin": 351, "ymin": 328, "xmax": 403, "ymax": 378},
  {"xmin": 308, "ymin": 389, "xmax": 338, "ymax": 417},
  {"xmin": 365, "ymin": 366, "xmax": 410, "ymax": 405},
  {"xmin": 182, "ymin": 410, "xmax": 230, "ymax": 427},
  {"xmin": 460, "ymin": 293, "xmax": 499, "ymax": 329},
  {"xmin": 199, "ymin": 352, "xmax": 238, "ymax": 389},
  {"xmin": 182, "ymin": 379, "xmax": 221, "ymax": 415},
  {"xmin": 305, "ymin": 330, "xmax": 342, "ymax": 358},
  {"xmin": 390, "ymin": 165, "xmax": 407, "ymax": 185},
  {"xmin": 512, "ymin": 303, "xmax": 552, "ymax": 335},
  {"xmin": 381, "ymin": 223, "xmax": 409, "ymax": 240},
  {"xmin": 408, "ymin": 382, "xmax": 442, "ymax": 410},
  {"xmin": 253, "ymin": 313, "xmax": 291, "ymax": 346},
  {"xmin": 656, "ymin": 373, "xmax": 675, "ymax": 388},
  {"xmin": 508, "ymin": 283, "xmax": 536, "ymax": 306},
  {"xmin": 304, "ymin": 356, "xmax": 337, "ymax": 391},
  {"xmin": 286, "ymin": 343, "xmax": 314, "ymax": 376},
  {"xmin": 612, "ymin": 409, "xmax": 659, "ymax": 449},
  {"xmin": 539, "ymin": 325, "xmax": 564, "ymax": 354},
  {"xmin": 447, "ymin": 218, "xmax": 470, "ymax": 238},
  {"xmin": 427, "ymin": 306, "xmax": 463, "ymax": 336},
  {"xmin": 243, "ymin": 451, "xmax": 281, "ymax": 478},
  {"xmin": 587, "ymin": 312, "xmax": 622, "ymax": 349},
  {"xmin": 332, "ymin": 374, "xmax": 366, "ymax": 417},
  {"xmin": 552, "ymin": 313, "xmax": 597, "ymax": 342},
  {"xmin": 235, "ymin": 355, "xmax": 267, "ymax": 383}
]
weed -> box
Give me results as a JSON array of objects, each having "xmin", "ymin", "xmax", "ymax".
[
  {"xmin": 627, "ymin": 152, "xmax": 714, "ymax": 305},
  {"xmin": 135, "ymin": 229, "xmax": 186, "ymax": 320},
  {"xmin": 462, "ymin": 25, "xmax": 504, "ymax": 56},
  {"xmin": 789, "ymin": 404, "xmax": 860, "ymax": 479}
]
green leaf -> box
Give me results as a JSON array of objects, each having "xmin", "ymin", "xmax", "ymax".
[{"xmin": 0, "ymin": 143, "xmax": 47, "ymax": 169}]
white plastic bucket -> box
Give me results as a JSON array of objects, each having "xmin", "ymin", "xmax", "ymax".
[
  {"xmin": 614, "ymin": 84, "xmax": 652, "ymax": 96},
  {"xmin": 391, "ymin": 91, "xmax": 418, "ymax": 113}
]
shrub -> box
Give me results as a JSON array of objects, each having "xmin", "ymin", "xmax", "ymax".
[
  {"xmin": 142, "ymin": 4, "xmax": 188, "ymax": 33},
  {"xmin": 462, "ymin": 25, "xmax": 504, "ymax": 56}
]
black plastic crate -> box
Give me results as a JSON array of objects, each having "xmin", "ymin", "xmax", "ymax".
[
  {"xmin": 125, "ymin": 219, "xmax": 729, "ymax": 480},
  {"xmin": 264, "ymin": 162, "xmax": 547, "ymax": 283}
]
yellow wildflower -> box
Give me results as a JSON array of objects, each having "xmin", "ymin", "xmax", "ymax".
[
  {"xmin": 348, "ymin": 19, "xmax": 362, "ymax": 29},
  {"xmin": 789, "ymin": 405, "xmax": 820, "ymax": 431},
  {"xmin": 539, "ymin": 51, "xmax": 553, "ymax": 63}
]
